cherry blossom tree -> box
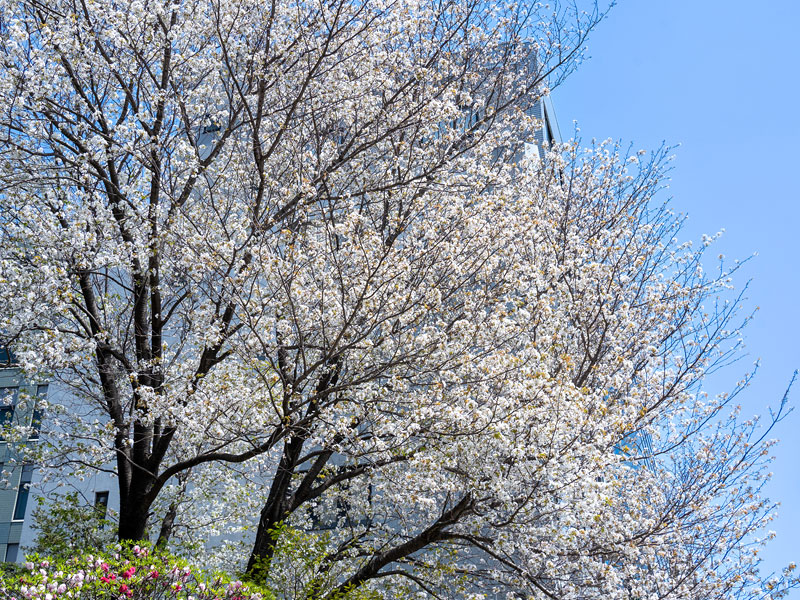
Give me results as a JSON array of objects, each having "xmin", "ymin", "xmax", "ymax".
[
  {"xmin": 0, "ymin": 0, "xmax": 794, "ymax": 598},
  {"xmin": 236, "ymin": 140, "xmax": 795, "ymax": 599}
]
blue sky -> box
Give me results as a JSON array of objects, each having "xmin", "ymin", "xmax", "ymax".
[{"xmin": 551, "ymin": 0, "xmax": 800, "ymax": 588}]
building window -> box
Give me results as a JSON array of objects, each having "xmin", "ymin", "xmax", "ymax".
[
  {"xmin": 29, "ymin": 385, "xmax": 47, "ymax": 441},
  {"xmin": 12, "ymin": 466, "xmax": 34, "ymax": 521},
  {"xmin": 0, "ymin": 406, "xmax": 13, "ymax": 428},
  {"xmin": 0, "ymin": 348, "xmax": 13, "ymax": 365},
  {"xmin": 4, "ymin": 543, "xmax": 18, "ymax": 563},
  {"xmin": 0, "ymin": 388, "xmax": 17, "ymax": 440},
  {"xmin": 95, "ymin": 491, "xmax": 110, "ymax": 523}
]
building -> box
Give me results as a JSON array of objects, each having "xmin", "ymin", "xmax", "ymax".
[
  {"xmin": 0, "ymin": 350, "xmax": 117, "ymax": 561},
  {"xmin": 0, "ymin": 349, "xmax": 45, "ymax": 562}
]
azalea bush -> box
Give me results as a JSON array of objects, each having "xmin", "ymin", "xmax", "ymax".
[{"xmin": 0, "ymin": 544, "xmax": 273, "ymax": 600}]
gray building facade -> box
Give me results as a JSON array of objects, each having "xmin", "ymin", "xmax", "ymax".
[{"xmin": 0, "ymin": 352, "xmax": 45, "ymax": 562}]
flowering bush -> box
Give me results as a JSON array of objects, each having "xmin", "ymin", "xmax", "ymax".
[{"xmin": 0, "ymin": 544, "xmax": 274, "ymax": 600}]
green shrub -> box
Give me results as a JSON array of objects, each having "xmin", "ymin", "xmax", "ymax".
[{"xmin": 27, "ymin": 492, "xmax": 117, "ymax": 559}]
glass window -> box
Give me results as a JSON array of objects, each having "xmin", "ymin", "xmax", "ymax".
[
  {"xmin": 0, "ymin": 388, "xmax": 17, "ymax": 440},
  {"xmin": 29, "ymin": 385, "xmax": 47, "ymax": 440},
  {"xmin": 0, "ymin": 405, "xmax": 13, "ymax": 428},
  {"xmin": 95, "ymin": 491, "xmax": 110, "ymax": 524},
  {"xmin": 95, "ymin": 490, "xmax": 109, "ymax": 508},
  {"xmin": 29, "ymin": 409, "xmax": 42, "ymax": 440},
  {"xmin": 0, "ymin": 387, "xmax": 17, "ymax": 412},
  {"xmin": 0, "ymin": 348, "xmax": 13, "ymax": 365},
  {"xmin": 5, "ymin": 543, "xmax": 18, "ymax": 563},
  {"xmin": 12, "ymin": 466, "xmax": 34, "ymax": 521}
]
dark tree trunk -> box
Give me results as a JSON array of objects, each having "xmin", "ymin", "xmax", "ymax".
[
  {"xmin": 117, "ymin": 484, "xmax": 153, "ymax": 541},
  {"xmin": 247, "ymin": 359, "xmax": 341, "ymax": 577},
  {"xmin": 156, "ymin": 501, "xmax": 178, "ymax": 547},
  {"xmin": 115, "ymin": 428, "xmax": 175, "ymax": 542},
  {"xmin": 246, "ymin": 432, "xmax": 307, "ymax": 577}
]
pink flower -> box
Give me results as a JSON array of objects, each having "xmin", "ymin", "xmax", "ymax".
[
  {"xmin": 101, "ymin": 563, "xmax": 110, "ymax": 573},
  {"xmin": 122, "ymin": 567, "xmax": 136, "ymax": 579},
  {"xmin": 149, "ymin": 570, "xmax": 159, "ymax": 579},
  {"xmin": 119, "ymin": 583, "xmax": 132, "ymax": 598}
]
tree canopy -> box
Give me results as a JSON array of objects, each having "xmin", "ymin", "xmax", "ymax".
[{"xmin": 0, "ymin": 0, "xmax": 794, "ymax": 598}]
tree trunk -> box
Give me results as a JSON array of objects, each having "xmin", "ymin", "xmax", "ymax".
[
  {"xmin": 156, "ymin": 502, "xmax": 178, "ymax": 547},
  {"xmin": 117, "ymin": 463, "xmax": 157, "ymax": 541},
  {"xmin": 246, "ymin": 433, "xmax": 307, "ymax": 577},
  {"xmin": 117, "ymin": 491, "xmax": 151, "ymax": 541}
]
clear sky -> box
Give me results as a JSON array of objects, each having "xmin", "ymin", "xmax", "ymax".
[{"xmin": 550, "ymin": 0, "xmax": 800, "ymax": 589}]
